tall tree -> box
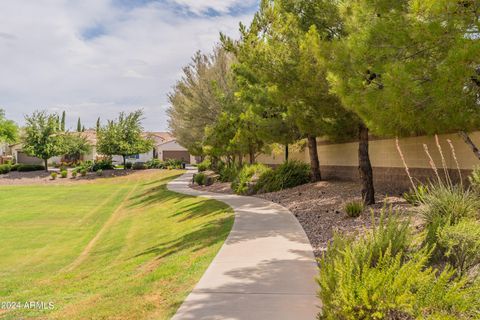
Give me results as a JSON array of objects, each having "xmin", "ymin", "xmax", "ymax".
[
  {"xmin": 168, "ymin": 48, "xmax": 230, "ymax": 156},
  {"xmin": 329, "ymin": 0, "xmax": 480, "ymax": 159},
  {"xmin": 60, "ymin": 111, "xmax": 66, "ymax": 131},
  {"xmin": 76, "ymin": 118, "xmax": 82, "ymax": 132},
  {"xmin": 97, "ymin": 110, "xmax": 154, "ymax": 168},
  {"xmin": 226, "ymin": 0, "xmax": 360, "ymax": 185},
  {"xmin": 23, "ymin": 111, "xmax": 64, "ymax": 171},
  {"xmin": 0, "ymin": 109, "xmax": 18, "ymax": 143},
  {"xmin": 63, "ymin": 133, "xmax": 91, "ymax": 162},
  {"xmin": 96, "ymin": 117, "xmax": 101, "ymax": 132}
]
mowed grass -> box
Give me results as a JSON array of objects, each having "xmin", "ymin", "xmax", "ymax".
[{"xmin": 0, "ymin": 170, "xmax": 234, "ymax": 320}]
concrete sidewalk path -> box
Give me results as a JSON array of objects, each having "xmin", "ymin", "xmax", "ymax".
[{"xmin": 168, "ymin": 169, "xmax": 319, "ymax": 320}]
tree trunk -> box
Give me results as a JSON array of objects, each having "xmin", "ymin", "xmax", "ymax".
[
  {"xmin": 123, "ymin": 155, "xmax": 126, "ymax": 170},
  {"xmin": 285, "ymin": 144, "xmax": 289, "ymax": 162},
  {"xmin": 249, "ymin": 148, "xmax": 255, "ymax": 165},
  {"xmin": 358, "ymin": 124, "xmax": 375, "ymax": 205},
  {"xmin": 307, "ymin": 135, "xmax": 321, "ymax": 182},
  {"xmin": 44, "ymin": 159, "xmax": 48, "ymax": 172},
  {"xmin": 238, "ymin": 153, "xmax": 243, "ymax": 166},
  {"xmin": 459, "ymin": 131, "xmax": 480, "ymax": 160}
]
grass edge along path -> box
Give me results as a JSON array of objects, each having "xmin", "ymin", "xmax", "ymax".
[{"xmin": 0, "ymin": 170, "xmax": 234, "ymax": 320}]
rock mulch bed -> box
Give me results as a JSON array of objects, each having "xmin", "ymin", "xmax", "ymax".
[
  {"xmin": 191, "ymin": 179, "xmax": 415, "ymax": 258},
  {"xmin": 0, "ymin": 169, "xmax": 135, "ymax": 185}
]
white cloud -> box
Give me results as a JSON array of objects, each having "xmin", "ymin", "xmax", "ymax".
[{"xmin": 0, "ymin": 0, "xmax": 256, "ymax": 131}]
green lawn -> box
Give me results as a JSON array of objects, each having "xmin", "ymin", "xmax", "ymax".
[{"xmin": 0, "ymin": 170, "xmax": 234, "ymax": 320}]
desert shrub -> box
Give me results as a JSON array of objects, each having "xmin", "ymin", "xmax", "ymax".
[
  {"xmin": 419, "ymin": 184, "xmax": 480, "ymax": 248},
  {"xmin": 255, "ymin": 161, "xmax": 311, "ymax": 194},
  {"xmin": 197, "ymin": 159, "xmax": 211, "ymax": 172},
  {"xmin": 165, "ymin": 159, "xmax": 183, "ymax": 169},
  {"xmin": 60, "ymin": 170, "xmax": 68, "ymax": 178},
  {"xmin": 219, "ymin": 164, "xmax": 240, "ymax": 182},
  {"xmin": 71, "ymin": 170, "xmax": 77, "ymax": 178},
  {"xmin": 231, "ymin": 163, "xmax": 272, "ymax": 195},
  {"xmin": 194, "ymin": 173, "xmax": 207, "ymax": 186},
  {"xmin": 75, "ymin": 160, "xmax": 94, "ymax": 172},
  {"xmin": 0, "ymin": 164, "xmax": 11, "ymax": 174},
  {"xmin": 344, "ymin": 201, "xmax": 364, "ymax": 218},
  {"xmin": 50, "ymin": 172, "xmax": 57, "ymax": 180},
  {"xmin": 437, "ymin": 219, "xmax": 480, "ymax": 275},
  {"xmin": 403, "ymin": 184, "xmax": 429, "ymax": 206},
  {"xmin": 132, "ymin": 162, "xmax": 147, "ymax": 170},
  {"xmin": 92, "ymin": 159, "xmax": 114, "ymax": 172},
  {"xmin": 125, "ymin": 162, "xmax": 133, "ymax": 170},
  {"xmin": 317, "ymin": 212, "xmax": 479, "ymax": 319},
  {"xmin": 80, "ymin": 169, "xmax": 87, "ymax": 177},
  {"xmin": 468, "ymin": 166, "xmax": 480, "ymax": 193},
  {"xmin": 146, "ymin": 159, "xmax": 165, "ymax": 169},
  {"xmin": 17, "ymin": 164, "xmax": 45, "ymax": 172}
]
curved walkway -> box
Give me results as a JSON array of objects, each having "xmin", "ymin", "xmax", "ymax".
[{"xmin": 168, "ymin": 169, "xmax": 318, "ymax": 320}]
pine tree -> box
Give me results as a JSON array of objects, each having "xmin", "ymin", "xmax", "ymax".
[
  {"xmin": 77, "ymin": 118, "xmax": 81, "ymax": 132},
  {"xmin": 60, "ymin": 111, "xmax": 66, "ymax": 131}
]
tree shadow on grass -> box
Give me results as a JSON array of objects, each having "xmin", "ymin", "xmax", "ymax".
[{"xmin": 132, "ymin": 217, "xmax": 233, "ymax": 260}]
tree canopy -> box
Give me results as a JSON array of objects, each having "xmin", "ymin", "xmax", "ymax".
[
  {"xmin": 97, "ymin": 110, "xmax": 154, "ymax": 167},
  {"xmin": 0, "ymin": 109, "xmax": 18, "ymax": 143}
]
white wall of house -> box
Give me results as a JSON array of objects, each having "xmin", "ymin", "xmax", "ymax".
[
  {"xmin": 112, "ymin": 149, "xmax": 155, "ymax": 164},
  {"xmin": 157, "ymin": 140, "xmax": 197, "ymax": 164}
]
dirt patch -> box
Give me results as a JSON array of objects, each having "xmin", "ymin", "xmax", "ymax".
[{"xmin": 0, "ymin": 169, "xmax": 136, "ymax": 186}]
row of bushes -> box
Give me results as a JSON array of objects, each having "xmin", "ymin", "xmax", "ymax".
[
  {"xmin": 319, "ymin": 179, "xmax": 480, "ymax": 319},
  {"xmin": 231, "ymin": 161, "xmax": 311, "ymax": 195},
  {"xmin": 195, "ymin": 159, "xmax": 312, "ymax": 195},
  {"xmin": 145, "ymin": 159, "xmax": 183, "ymax": 170},
  {"xmin": 0, "ymin": 163, "xmax": 45, "ymax": 174}
]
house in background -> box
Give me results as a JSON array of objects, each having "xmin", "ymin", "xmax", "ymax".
[{"xmin": 8, "ymin": 130, "xmax": 197, "ymax": 165}]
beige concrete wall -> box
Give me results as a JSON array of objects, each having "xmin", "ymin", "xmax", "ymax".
[{"xmin": 258, "ymin": 131, "xmax": 480, "ymax": 171}]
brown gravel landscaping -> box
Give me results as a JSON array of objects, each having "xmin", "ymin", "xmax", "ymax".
[{"xmin": 192, "ymin": 179, "xmax": 417, "ymax": 258}]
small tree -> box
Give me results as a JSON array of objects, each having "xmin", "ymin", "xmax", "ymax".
[
  {"xmin": 77, "ymin": 118, "xmax": 82, "ymax": 132},
  {"xmin": 97, "ymin": 110, "xmax": 154, "ymax": 168},
  {"xmin": 60, "ymin": 111, "xmax": 66, "ymax": 132},
  {"xmin": 0, "ymin": 109, "xmax": 18, "ymax": 143},
  {"xmin": 63, "ymin": 134, "xmax": 91, "ymax": 162},
  {"xmin": 23, "ymin": 111, "xmax": 64, "ymax": 171}
]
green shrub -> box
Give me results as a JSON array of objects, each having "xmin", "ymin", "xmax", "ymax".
[
  {"xmin": 231, "ymin": 164, "xmax": 272, "ymax": 195},
  {"xmin": 125, "ymin": 162, "xmax": 133, "ymax": 170},
  {"xmin": 255, "ymin": 161, "xmax": 311, "ymax": 194},
  {"xmin": 10, "ymin": 164, "xmax": 19, "ymax": 171},
  {"xmin": 468, "ymin": 166, "xmax": 480, "ymax": 193},
  {"xmin": 0, "ymin": 164, "xmax": 11, "ymax": 174},
  {"xmin": 50, "ymin": 172, "xmax": 57, "ymax": 180},
  {"xmin": 146, "ymin": 159, "xmax": 165, "ymax": 169},
  {"xmin": 80, "ymin": 169, "xmax": 87, "ymax": 177},
  {"xmin": 344, "ymin": 201, "xmax": 364, "ymax": 218},
  {"xmin": 165, "ymin": 159, "xmax": 183, "ymax": 169},
  {"xmin": 219, "ymin": 164, "xmax": 240, "ymax": 182},
  {"xmin": 317, "ymin": 212, "xmax": 479, "ymax": 319},
  {"xmin": 438, "ymin": 219, "xmax": 480, "ymax": 275},
  {"xmin": 75, "ymin": 160, "xmax": 93, "ymax": 173},
  {"xmin": 403, "ymin": 184, "xmax": 429, "ymax": 206},
  {"xmin": 60, "ymin": 170, "xmax": 68, "ymax": 178},
  {"xmin": 72, "ymin": 170, "xmax": 78, "ymax": 178},
  {"xmin": 96, "ymin": 169, "xmax": 103, "ymax": 176},
  {"xmin": 197, "ymin": 159, "xmax": 211, "ymax": 172},
  {"xmin": 92, "ymin": 159, "xmax": 114, "ymax": 172},
  {"xmin": 17, "ymin": 164, "xmax": 45, "ymax": 172},
  {"xmin": 194, "ymin": 173, "xmax": 207, "ymax": 186},
  {"xmin": 420, "ymin": 184, "xmax": 480, "ymax": 248},
  {"xmin": 133, "ymin": 162, "xmax": 147, "ymax": 170}
]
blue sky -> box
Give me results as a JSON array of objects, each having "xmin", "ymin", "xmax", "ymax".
[{"xmin": 0, "ymin": 0, "xmax": 258, "ymax": 131}]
